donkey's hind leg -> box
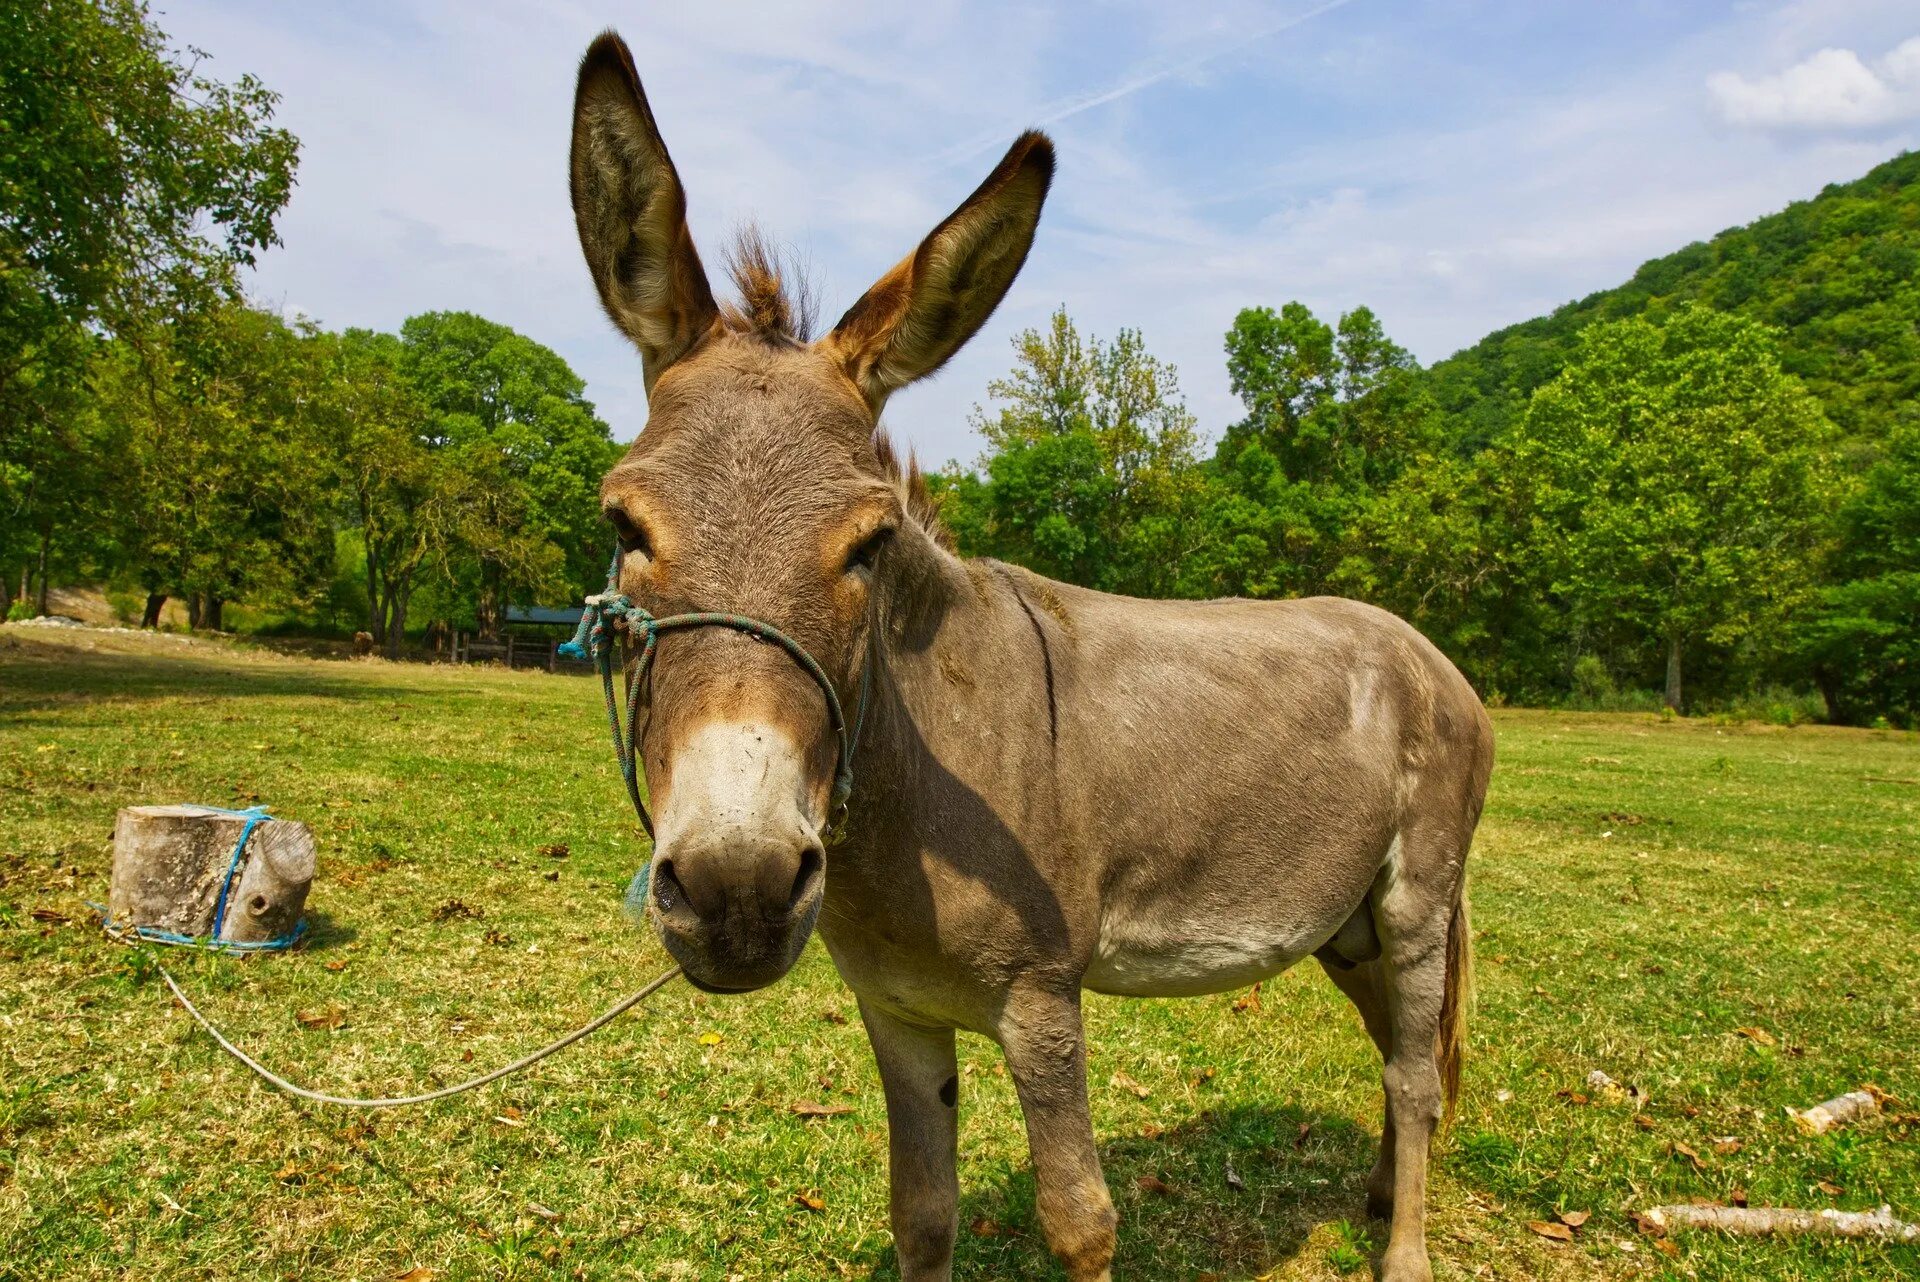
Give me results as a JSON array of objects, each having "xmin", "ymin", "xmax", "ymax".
[
  {"xmin": 1369, "ymin": 835, "xmax": 1470, "ymax": 1282},
  {"xmin": 1317, "ymin": 955, "xmax": 1398, "ymax": 1220}
]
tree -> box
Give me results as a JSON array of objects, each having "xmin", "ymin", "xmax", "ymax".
[
  {"xmin": 395, "ymin": 312, "xmax": 619, "ymax": 634},
  {"xmin": 1201, "ymin": 302, "xmax": 1439, "ymax": 600},
  {"xmin": 1, "ymin": 0, "xmax": 297, "ymax": 611},
  {"xmin": 1512, "ymin": 305, "xmax": 1839, "ymax": 710},
  {"xmin": 1792, "ymin": 420, "xmax": 1920, "ymax": 724},
  {"xmin": 944, "ymin": 309, "xmax": 1203, "ymax": 596},
  {"xmin": 94, "ymin": 304, "xmax": 335, "ymax": 629}
]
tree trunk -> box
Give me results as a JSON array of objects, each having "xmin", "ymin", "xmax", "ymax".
[
  {"xmin": 141, "ymin": 593, "xmax": 167, "ymax": 628},
  {"xmin": 34, "ymin": 526, "xmax": 50, "ymax": 616},
  {"xmin": 363, "ymin": 535, "xmax": 384, "ymax": 637},
  {"xmin": 187, "ymin": 593, "xmax": 204, "ymax": 630},
  {"xmin": 204, "ymin": 596, "xmax": 224, "ymax": 632},
  {"xmin": 1664, "ymin": 635, "xmax": 1683, "ymax": 712},
  {"xmin": 1814, "ymin": 668, "xmax": 1844, "ymax": 725},
  {"xmin": 478, "ymin": 561, "xmax": 502, "ymax": 639},
  {"xmin": 385, "ymin": 584, "xmax": 410, "ymax": 658}
]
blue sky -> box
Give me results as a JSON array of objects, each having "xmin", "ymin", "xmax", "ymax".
[{"xmin": 154, "ymin": 1, "xmax": 1920, "ymax": 465}]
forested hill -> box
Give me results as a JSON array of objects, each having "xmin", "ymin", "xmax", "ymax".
[{"xmin": 1428, "ymin": 149, "xmax": 1920, "ymax": 453}]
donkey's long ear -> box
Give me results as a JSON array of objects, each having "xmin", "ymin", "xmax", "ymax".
[
  {"xmin": 823, "ymin": 132, "xmax": 1053, "ymax": 410},
  {"xmin": 570, "ymin": 32, "xmax": 719, "ymax": 392}
]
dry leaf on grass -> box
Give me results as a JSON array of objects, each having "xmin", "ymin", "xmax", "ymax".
[
  {"xmin": 793, "ymin": 1191, "xmax": 825, "ymax": 1212},
  {"xmin": 295, "ymin": 1006, "xmax": 345, "ymax": 1030},
  {"xmin": 1671, "ymin": 1141, "xmax": 1705, "ymax": 1170},
  {"xmin": 1527, "ymin": 1220, "xmax": 1573, "ymax": 1243},
  {"xmin": 1134, "ymin": 1175, "xmax": 1174, "ymax": 1196},
  {"xmin": 537, "ymin": 843, "xmax": 570, "ymax": 859},
  {"xmin": 969, "ymin": 1216, "xmax": 1004, "ymax": 1237},
  {"xmin": 322, "ymin": 959, "xmax": 348, "ymax": 972},
  {"xmin": 29, "ymin": 908, "xmax": 68, "ymax": 924},
  {"xmin": 789, "ymin": 1100, "xmax": 854, "ymax": 1119},
  {"xmin": 1735, "ymin": 1026, "xmax": 1777, "ymax": 1047},
  {"xmin": 698, "ymin": 1031, "xmax": 723, "ymax": 1047},
  {"xmin": 1558, "ymin": 1210, "xmax": 1590, "ymax": 1229},
  {"xmin": 1110, "ymin": 1071, "xmax": 1151, "ymax": 1099},
  {"xmin": 429, "ymin": 899, "xmax": 481, "ymax": 922},
  {"xmin": 526, "ymin": 1201, "xmax": 560, "ymax": 1222},
  {"xmin": 392, "ymin": 1269, "xmax": 435, "ymax": 1281},
  {"xmin": 1232, "ymin": 983, "xmax": 1262, "ymax": 1013}
]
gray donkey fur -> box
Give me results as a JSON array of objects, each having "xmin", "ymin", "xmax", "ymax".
[{"xmin": 570, "ymin": 31, "xmax": 1493, "ymax": 1282}]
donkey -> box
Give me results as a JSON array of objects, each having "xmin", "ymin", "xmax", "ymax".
[{"xmin": 570, "ymin": 32, "xmax": 1492, "ymax": 1282}]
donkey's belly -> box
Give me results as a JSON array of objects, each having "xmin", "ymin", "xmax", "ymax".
[{"xmin": 1082, "ymin": 910, "xmax": 1329, "ymax": 998}]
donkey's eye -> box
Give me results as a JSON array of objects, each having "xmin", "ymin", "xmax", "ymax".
[
  {"xmin": 845, "ymin": 527, "xmax": 895, "ymax": 576},
  {"xmin": 606, "ymin": 507, "xmax": 652, "ymax": 560}
]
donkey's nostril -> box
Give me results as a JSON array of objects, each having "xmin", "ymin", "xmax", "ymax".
[
  {"xmin": 653, "ymin": 858, "xmax": 684, "ymax": 913},
  {"xmin": 788, "ymin": 845, "xmax": 825, "ymax": 912}
]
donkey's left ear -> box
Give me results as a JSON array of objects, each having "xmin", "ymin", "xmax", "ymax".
[{"xmin": 822, "ymin": 132, "xmax": 1053, "ymax": 410}]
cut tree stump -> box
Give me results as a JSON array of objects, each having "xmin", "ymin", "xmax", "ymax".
[{"xmin": 108, "ymin": 805, "xmax": 314, "ymax": 944}]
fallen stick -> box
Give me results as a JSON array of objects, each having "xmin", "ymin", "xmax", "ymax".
[
  {"xmin": 1643, "ymin": 1203, "xmax": 1919, "ymax": 1243},
  {"xmin": 1791, "ymin": 1089, "xmax": 1881, "ymax": 1135}
]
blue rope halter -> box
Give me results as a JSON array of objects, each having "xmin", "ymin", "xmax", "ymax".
[{"xmin": 561, "ymin": 552, "xmax": 868, "ymax": 911}]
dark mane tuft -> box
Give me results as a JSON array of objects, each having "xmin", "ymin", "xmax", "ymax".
[
  {"xmin": 721, "ymin": 227, "xmax": 817, "ymax": 343},
  {"xmin": 872, "ymin": 429, "xmax": 954, "ymax": 548}
]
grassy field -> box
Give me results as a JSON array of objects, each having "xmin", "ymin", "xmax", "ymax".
[{"xmin": 1, "ymin": 625, "xmax": 1915, "ymax": 1282}]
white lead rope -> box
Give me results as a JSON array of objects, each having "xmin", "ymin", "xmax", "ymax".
[{"xmin": 160, "ymin": 963, "xmax": 683, "ymax": 1108}]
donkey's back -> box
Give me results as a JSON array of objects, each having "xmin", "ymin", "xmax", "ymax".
[{"xmin": 993, "ymin": 568, "xmax": 1492, "ymax": 1000}]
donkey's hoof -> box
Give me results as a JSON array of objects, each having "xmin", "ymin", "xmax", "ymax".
[{"xmin": 1379, "ymin": 1246, "xmax": 1432, "ymax": 1282}]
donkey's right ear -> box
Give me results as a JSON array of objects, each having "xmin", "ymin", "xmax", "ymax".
[{"xmin": 570, "ymin": 31, "xmax": 719, "ymax": 392}]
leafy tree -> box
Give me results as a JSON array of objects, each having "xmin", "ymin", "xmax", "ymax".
[
  {"xmin": 1792, "ymin": 420, "xmax": 1920, "ymax": 724},
  {"xmin": 95, "ymin": 304, "xmax": 334, "ymax": 629},
  {"xmin": 1, "ymin": 0, "xmax": 297, "ymax": 607},
  {"xmin": 1511, "ymin": 305, "xmax": 1838, "ymax": 710},
  {"xmin": 396, "ymin": 312, "xmax": 619, "ymax": 633},
  {"xmin": 1199, "ymin": 302, "xmax": 1439, "ymax": 599},
  {"xmin": 943, "ymin": 309, "xmax": 1203, "ymax": 596}
]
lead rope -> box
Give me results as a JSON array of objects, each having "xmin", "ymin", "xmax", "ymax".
[{"xmin": 158, "ymin": 962, "xmax": 681, "ymax": 1108}]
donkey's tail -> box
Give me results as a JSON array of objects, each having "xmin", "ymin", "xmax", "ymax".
[{"xmin": 1437, "ymin": 885, "xmax": 1471, "ymax": 1124}]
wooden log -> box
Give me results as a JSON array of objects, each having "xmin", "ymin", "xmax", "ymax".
[
  {"xmin": 1643, "ymin": 1203, "xmax": 1919, "ymax": 1243},
  {"xmin": 1791, "ymin": 1089, "xmax": 1881, "ymax": 1135},
  {"xmin": 107, "ymin": 805, "xmax": 314, "ymax": 944}
]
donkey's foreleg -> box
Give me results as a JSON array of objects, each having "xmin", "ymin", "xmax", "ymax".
[
  {"xmin": 859, "ymin": 1002, "xmax": 960, "ymax": 1281},
  {"xmin": 996, "ymin": 988, "xmax": 1117, "ymax": 1282}
]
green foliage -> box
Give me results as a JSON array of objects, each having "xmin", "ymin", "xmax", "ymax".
[
  {"xmin": 940, "ymin": 308, "xmax": 1204, "ymax": 597},
  {"xmin": 1426, "ymin": 150, "xmax": 1920, "ymax": 454},
  {"xmin": 1, "ymin": 0, "xmax": 298, "ymax": 604},
  {"xmin": 1511, "ymin": 306, "xmax": 1839, "ymax": 709},
  {"xmin": 1791, "ymin": 420, "xmax": 1920, "ymax": 724}
]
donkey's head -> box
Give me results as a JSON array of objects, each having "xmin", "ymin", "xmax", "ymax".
[{"xmin": 571, "ymin": 32, "xmax": 1051, "ymax": 992}]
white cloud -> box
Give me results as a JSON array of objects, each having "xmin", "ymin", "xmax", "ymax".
[{"xmin": 1708, "ymin": 36, "xmax": 1920, "ymax": 130}]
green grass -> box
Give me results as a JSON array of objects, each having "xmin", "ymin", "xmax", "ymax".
[{"xmin": 1, "ymin": 626, "xmax": 1916, "ymax": 1281}]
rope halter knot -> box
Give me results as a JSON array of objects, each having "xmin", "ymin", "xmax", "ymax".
[{"xmin": 560, "ymin": 562, "xmax": 865, "ymax": 857}]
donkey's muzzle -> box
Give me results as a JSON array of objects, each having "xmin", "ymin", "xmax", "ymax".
[{"xmin": 647, "ymin": 834, "xmax": 826, "ymax": 991}]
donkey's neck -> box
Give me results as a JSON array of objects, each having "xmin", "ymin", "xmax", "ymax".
[{"xmin": 848, "ymin": 529, "xmax": 1059, "ymax": 847}]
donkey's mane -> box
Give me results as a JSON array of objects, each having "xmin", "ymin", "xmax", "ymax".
[
  {"xmin": 720, "ymin": 228, "xmax": 817, "ymax": 344},
  {"xmin": 720, "ymin": 228, "xmax": 951, "ymax": 548},
  {"xmin": 872, "ymin": 430, "xmax": 954, "ymax": 549}
]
